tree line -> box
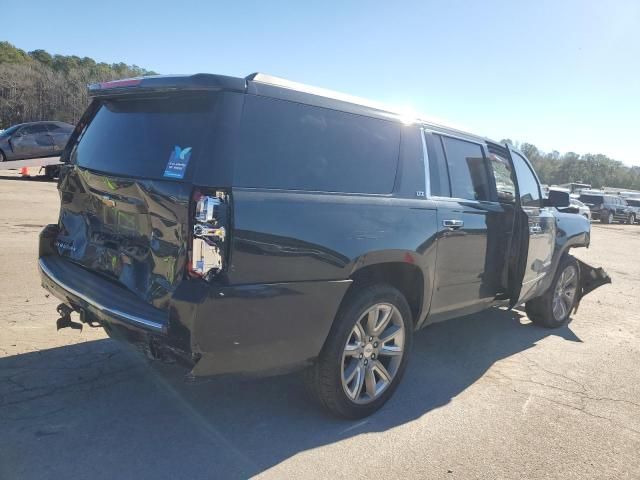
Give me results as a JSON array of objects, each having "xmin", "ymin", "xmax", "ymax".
[
  {"xmin": 1, "ymin": 41, "xmax": 638, "ymax": 189},
  {"xmin": 0, "ymin": 41, "xmax": 155, "ymax": 128},
  {"xmin": 507, "ymin": 141, "xmax": 640, "ymax": 190}
]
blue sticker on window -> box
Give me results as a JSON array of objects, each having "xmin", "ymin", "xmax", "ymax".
[{"xmin": 163, "ymin": 146, "xmax": 192, "ymax": 179}]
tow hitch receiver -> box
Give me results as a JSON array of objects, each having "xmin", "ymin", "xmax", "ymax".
[
  {"xmin": 575, "ymin": 260, "xmax": 612, "ymax": 312},
  {"xmin": 56, "ymin": 304, "xmax": 82, "ymax": 331},
  {"xmin": 55, "ymin": 304, "xmax": 101, "ymax": 330}
]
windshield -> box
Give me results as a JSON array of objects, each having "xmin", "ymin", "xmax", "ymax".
[
  {"xmin": 71, "ymin": 93, "xmax": 217, "ymax": 180},
  {"xmin": 1, "ymin": 125, "xmax": 21, "ymax": 136}
]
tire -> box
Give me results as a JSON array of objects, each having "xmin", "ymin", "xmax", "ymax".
[
  {"xmin": 305, "ymin": 284, "xmax": 413, "ymax": 419},
  {"xmin": 628, "ymin": 214, "xmax": 635, "ymax": 225},
  {"xmin": 0, "ymin": 150, "xmax": 5, "ymax": 162},
  {"xmin": 525, "ymin": 255, "xmax": 580, "ymax": 328},
  {"xmin": 601, "ymin": 211, "xmax": 613, "ymax": 224}
]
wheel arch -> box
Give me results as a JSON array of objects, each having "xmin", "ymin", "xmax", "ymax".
[{"xmin": 343, "ymin": 261, "xmax": 425, "ymax": 329}]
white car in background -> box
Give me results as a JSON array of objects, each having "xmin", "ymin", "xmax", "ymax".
[{"xmin": 570, "ymin": 197, "xmax": 591, "ymax": 221}]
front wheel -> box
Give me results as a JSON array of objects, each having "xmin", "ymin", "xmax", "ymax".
[
  {"xmin": 305, "ymin": 284, "xmax": 413, "ymax": 418},
  {"xmin": 0, "ymin": 150, "xmax": 5, "ymax": 162},
  {"xmin": 526, "ymin": 255, "xmax": 580, "ymax": 328}
]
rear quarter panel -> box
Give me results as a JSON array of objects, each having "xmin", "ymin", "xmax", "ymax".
[{"xmin": 228, "ymin": 189, "xmax": 439, "ymax": 286}]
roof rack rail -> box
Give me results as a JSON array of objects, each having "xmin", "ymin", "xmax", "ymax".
[
  {"xmin": 246, "ymin": 72, "xmax": 396, "ymax": 116},
  {"xmin": 246, "ymin": 72, "xmax": 486, "ymax": 140}
]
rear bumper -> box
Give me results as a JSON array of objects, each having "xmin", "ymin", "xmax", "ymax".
[
  {"xmin": 39, "ymin": 256, "xmax": 168, "ymax": 333},
  {"xmin": 39, "ymin": 253, "xmax": 351, "ymax": 377}
]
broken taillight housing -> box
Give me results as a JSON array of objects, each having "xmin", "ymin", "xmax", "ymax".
[{"xmin": 189, "ymin": 190, "xmax": 229, "ymax": 281}]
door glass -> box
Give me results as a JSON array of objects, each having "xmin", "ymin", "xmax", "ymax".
[
  {"xmin": 440, "ymin": 136, "xmax": 491, "ymax": 201},
  {"xmin": 427, "ymin": 134, "xmax": 451, "ymax": 197},
  {"xmin": 27, "ymin": 125, "xmax": 48, "ymax": 134},
  {"xmin": 488, "ymin": 152, "xmax": 516, "ymax": 203},
  {"xmin": 511, "ymin": 152, "xmax": 541, "ymax": 207}
]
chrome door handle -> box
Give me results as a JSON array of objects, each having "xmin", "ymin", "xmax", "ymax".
[
  {"xmin": 443, "ymin": 219, "xmax": 464, "ymax": 229},
  {"xmin": 529, "ymin": 225, "xmax": 542, "ymax": 234}
]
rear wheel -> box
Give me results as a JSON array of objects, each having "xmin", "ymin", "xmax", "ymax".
[
  {"xmin": 628, "ymin": 214, "xmax": 635, "ymax": 225},
  {"xmin": 525, "ymin": 255, "xmax": 580, "ymax": 328},
  {"xmin": 0, "ymin": 150, "xmax": 5, "ymax": 162},
  {"xmin": 601, "ymin": 211, "xmax": 613, "ymax": 224},
  {"xmin": 305, "ymin": 284, "xmax": 413, "ymax": 418}
]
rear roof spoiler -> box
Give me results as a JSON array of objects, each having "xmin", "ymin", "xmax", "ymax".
[{"xmin": 88, "ymin": 74, "xmax": 247, "ymax": 97}]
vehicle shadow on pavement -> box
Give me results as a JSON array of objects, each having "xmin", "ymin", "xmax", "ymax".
[{"xmin": 0, "ymin": 307, "xmax": 581, "ymax": 479}]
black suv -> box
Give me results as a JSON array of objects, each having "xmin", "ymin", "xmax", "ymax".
[
  {"xmin": 578, "ymin": 191, "xmax": 631, "ymax": 224},
  {"xmin": 38, "ymin": 73, "xmax": 610, "ymax": 418}
]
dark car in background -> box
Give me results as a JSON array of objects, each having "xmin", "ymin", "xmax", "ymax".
[
  {"xmin": 0, "ymin": 121, "xmax": 74, "ymax": 162},
  {"xmin": 578, "ymin": 191, "xmax": 631, "ymax": 224}
]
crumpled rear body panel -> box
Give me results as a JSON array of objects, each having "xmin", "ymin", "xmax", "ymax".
[{"xmin": 55, "ymin": 167, "xmax": 191, "ymax": 310}]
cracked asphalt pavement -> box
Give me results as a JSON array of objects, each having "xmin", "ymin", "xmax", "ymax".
[{"xmin": 1, "ymin": 173, "xmax": 639, "ymax": 479}]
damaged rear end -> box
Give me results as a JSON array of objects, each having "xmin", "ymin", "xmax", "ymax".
[{"xmin": 38, "ymin": 76, "xmax": 240, "ymax": 368}]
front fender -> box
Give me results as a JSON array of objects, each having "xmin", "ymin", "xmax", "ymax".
[
  {"xmin": 534, "ymin": 211, "xmax": 610, "ymax": 305},
  {"xmin": 0, "ymin": 138, "xmax": 13, "ymax": 158},
  {"xmin": 536, "ymin": 211, "xmax": 591, "ymax": 296}
]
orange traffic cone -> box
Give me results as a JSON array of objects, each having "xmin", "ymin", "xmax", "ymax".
[{"xmin": 20, "ymin": 167, "xmax": 29, "ymax": 177}]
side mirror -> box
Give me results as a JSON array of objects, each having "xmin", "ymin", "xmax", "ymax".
[{"xmin": 544, "ymin": 190, "xmax": 570, "ymax": 208}]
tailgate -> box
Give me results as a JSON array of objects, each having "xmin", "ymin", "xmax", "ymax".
[{"xmin": 54, "ymin": 92, "xmax": 220, "ymax": 310}]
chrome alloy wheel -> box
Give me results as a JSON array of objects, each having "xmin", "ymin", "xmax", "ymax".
[
  {"xmin": 552, "ymin": 265, "xmax": 578, "ymax": 321},
  {"xmin": 341, "ymin": 303, "xmax": 405, "ymax": 404}
]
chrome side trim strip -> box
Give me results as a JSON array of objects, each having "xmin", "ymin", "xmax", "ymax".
[{"xmin": 38, "ymin": 258, "xmax": 165, "ymax": 332}]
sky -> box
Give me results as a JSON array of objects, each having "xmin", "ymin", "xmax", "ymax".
[{"xmin": 4, "ymin": 0, "xmax": 640, "ymax": 165}]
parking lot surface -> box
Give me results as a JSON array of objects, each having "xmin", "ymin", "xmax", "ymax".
[{"xmin": 1, "ymin": 174, "xmax": 639, "ymax": 479}]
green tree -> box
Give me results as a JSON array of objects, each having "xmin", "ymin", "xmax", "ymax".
[{"xmin": 0, "ymin": 41, "xmax": 156, "ymax": 127}]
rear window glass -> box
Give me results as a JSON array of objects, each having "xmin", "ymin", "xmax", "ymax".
[
  {"xmin": 235, "ymin": 95, "xmax": 401, "ymax": 193},
  {"xmin": 579, "ymin": 194, "xmax": 603, "ymax": 204},
  {"xmin": 71, "ymin": 94, "xmax": 216, "ymax": 180}
]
